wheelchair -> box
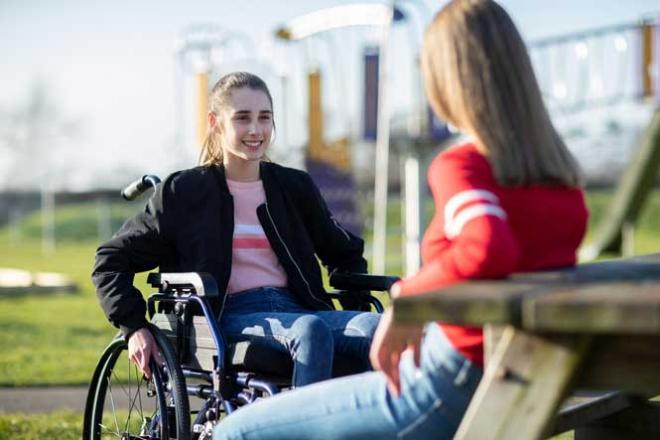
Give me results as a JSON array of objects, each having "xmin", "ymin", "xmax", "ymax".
[{"xmin": 83, "ymin": 174, "xmax": 398, "ymax": 439}]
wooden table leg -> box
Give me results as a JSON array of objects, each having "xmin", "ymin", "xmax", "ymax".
[
  {"xmin": 456, "ymin": 326, "xmax": 591, "ymax": 440},
  {"xmin": 483, "ymin": 324, "xmax": 506, "ymax": 369}
]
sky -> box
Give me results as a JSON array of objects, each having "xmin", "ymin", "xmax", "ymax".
[{"xmin": 1, "ymin": 0, "xmax": 658, "ymax": 190}]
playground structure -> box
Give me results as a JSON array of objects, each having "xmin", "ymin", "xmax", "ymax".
[
  {"xmin": 526, "ymin": 18, "xmax": 660, "ymax": 258},
  {"xmin": 172, "ymin": 4, "xmax": 660, "ymax": 275}
]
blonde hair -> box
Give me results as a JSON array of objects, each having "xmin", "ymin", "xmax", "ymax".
[
  {"xmin": 199, "ymin": 72, "xmax": 274, "ymax": 166},
  {"xmin": 421, "ymin": 0, "xmax": 582, "ymax": 187}
]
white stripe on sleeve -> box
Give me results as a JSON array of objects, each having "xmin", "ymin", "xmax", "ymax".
[
  {"xmin": 444, "ymin": 189, "xmax": 500, "ymax": 227},
  {"xmin": 444, "ymin": 189, "xmax": 507, "ymax": 239},
  {"xmin": 445, "ymin": 205, "xmax": 507, "ymax": 239}
]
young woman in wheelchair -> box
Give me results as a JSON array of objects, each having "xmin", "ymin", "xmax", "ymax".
[
  {"xmin": 92, "ymin": 71, "xmax": 380, "ymax": 388},
  {"xmin": 212, "ymin": 0, "xmax": 588, "ymax": 438}
]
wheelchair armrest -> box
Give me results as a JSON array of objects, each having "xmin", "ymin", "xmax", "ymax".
[
  {"xmin": 329, "ymin": 272, "xmax": 400, "ymax": 292},
  {"xmin": 147, "ymin": 272, "xmax": 219, "ymax": 297}
]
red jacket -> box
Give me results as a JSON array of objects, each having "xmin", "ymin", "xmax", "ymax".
[{"xmin": 398, "ymin": 143, "xmax": 588, "ymax": 366}]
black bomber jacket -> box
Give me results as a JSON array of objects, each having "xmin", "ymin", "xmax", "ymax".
[{"xmin": 92, "ymin": 161, "xmax": 367, "ymax": 339}]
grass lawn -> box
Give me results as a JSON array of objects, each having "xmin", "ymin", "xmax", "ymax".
[
  {"xmin": 0, "ymin": 237, "xmax": 155, "ymax": 386},
  {"xmin": 0, "ymin": 411, "xmax": 80, "ymax": 440},
  {"xmin": 0, "ymin": 201, "xmax": 148, "ymax": 386},
  {"xmin": 0, "ymin": 189, "xmax": 659, "ymax": 438}
]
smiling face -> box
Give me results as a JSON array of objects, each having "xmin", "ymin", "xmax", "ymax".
[{"xmin": 211, "ymin": 87, "xmax": 273, "ymax": 171}]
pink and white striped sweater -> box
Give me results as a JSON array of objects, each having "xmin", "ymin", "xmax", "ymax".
[{"xmin": 225, "ymin": 179, "xmax": 288, "ymax": 294}]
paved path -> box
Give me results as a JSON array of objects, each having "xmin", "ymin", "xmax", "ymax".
[
  {"xmin": 0, "ymin": 385, "xmax": 192, "ymax": 414},
  {"xmin": 0, "ymin": 386, "xmax": 89, "ymax": 413}
]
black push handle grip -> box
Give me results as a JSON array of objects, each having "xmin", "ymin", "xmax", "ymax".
[{"xmin": 121, "ymin": 175, "xmax": 161, "ymax": 201}]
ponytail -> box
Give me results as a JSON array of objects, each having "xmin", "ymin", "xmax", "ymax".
[{"xmin": 199, "ymin": 126, "xmax": 223, "ymax": 166}]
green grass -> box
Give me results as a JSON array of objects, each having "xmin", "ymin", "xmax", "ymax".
[
  {"xmin": 0, "ymin": 411, "xmax": 80, "ymax": 440},
  {"xmin": 10, "ymin": 201, "xmax": 141, "ymax": 242},
  {"xmin": 582, "ymin": 188, "xmax": 660, "ymax": 257},
  {"xmin": 0, "ymin": 202, "xmax": 149, "ymax": 387}
]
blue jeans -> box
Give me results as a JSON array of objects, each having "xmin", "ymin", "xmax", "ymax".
[
  {"xmin": 220, "ymin": 287, "xmax": 381, "ymax": 387},
  {"xmin": 214, "ymin": 323, "xmax": 483, "ymax": 440}
]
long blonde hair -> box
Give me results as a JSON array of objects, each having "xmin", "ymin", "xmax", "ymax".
[
  {"xmin": 199, "ymin": 72, "xmax": 274, "ymax": 166},
  {"xmin": 421, "ymin": 0, "xmax": 582, "ymax": 187}
]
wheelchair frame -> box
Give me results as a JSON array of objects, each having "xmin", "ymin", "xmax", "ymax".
[{"xmin": 83, "ymin": 270, "xmax": 398, "ymax": 440}]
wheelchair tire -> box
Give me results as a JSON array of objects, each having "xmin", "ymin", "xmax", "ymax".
[{"xmin": 83, "ymin": 324, "xmax": 190, "ymax": 439}]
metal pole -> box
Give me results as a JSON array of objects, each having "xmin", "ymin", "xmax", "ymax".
[
  {"xmin": 97, "ymin": 196, "xmax": 112, "ymax": 242},
  {"xmin": 41, "ymin": 184, "xmax": 55, "ymax": 254},
  {"xmin": 403, "ymin": 153, "xmax": 422, "ymax": 276},
  {"xmin": 372, "ymin": 7, "xmax": 394, "ymax": 275},
  {"xmin": 398, "ymin": 1, "xmax": 428, "ymax": 276},
  {"xmin": 195, "ymin": 72, "xmax": 209, "ymax": 149},
  {"xmin": 9, "ymin": 206, "xmax": 22, "ymax": 244}
]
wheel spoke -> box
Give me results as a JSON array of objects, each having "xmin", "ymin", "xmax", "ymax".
[
  {"xmin": 88, "ymin": 328, "xmax": 189, "ymax": 440},
  {"xmin": 124, "ymin": 358, "xmax": 133, "ymax": 435},
  {"xmin": 106, "ymin": 380, "xmax": 121, "ymax": 435},
  {"xmin": 97, "ymin": 422, "xmax": 114, "ymax": 437},
  {"xmin": 136, "ymin": 369, "xmax": 145, "ymax": 422}
]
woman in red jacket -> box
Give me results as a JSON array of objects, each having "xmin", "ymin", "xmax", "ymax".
[{"xmin": 214, "ymin": 1, "xmax": 588, "ymax": 438}]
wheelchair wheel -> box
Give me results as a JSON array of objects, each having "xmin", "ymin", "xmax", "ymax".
[{"xmin": 84, "ymin": 324, "xmax": 190, "ymax": 439}]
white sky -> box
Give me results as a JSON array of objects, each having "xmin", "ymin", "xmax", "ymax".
[{"xmin": 0, "ymin": 0, "xmax": 658, "ymax": 190}]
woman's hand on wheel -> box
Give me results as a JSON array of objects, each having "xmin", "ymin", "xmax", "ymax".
[
  {"xmin": 128, "ymin": 327, "xmax": 165, "ymax": 379},
  {"xmin": 369, "ymin": 307, "xmax": 424, "ymax": 397}
]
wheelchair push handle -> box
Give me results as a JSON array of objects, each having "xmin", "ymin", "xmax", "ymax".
[{"xmin": 121, "ymin": 174, "xmax": 161, "ymax": 201}]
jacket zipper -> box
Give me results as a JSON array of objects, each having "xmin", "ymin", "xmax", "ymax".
[
  {"xmin": 264, "ymin": 202, "xmax": 331, "ymax": 310},
  {"xmin": 216, "ymin": 191, "xmax": 233, "ymax": 322}
]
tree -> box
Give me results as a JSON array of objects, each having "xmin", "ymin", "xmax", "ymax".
[{"xmin": 0, "ymin": 80, "xmax": 81, "ymax": 190}]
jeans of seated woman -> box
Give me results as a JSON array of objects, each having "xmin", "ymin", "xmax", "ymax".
[
  {"xmin": 213, "ymin": 323, "xmax": 483, "ymax": 440},
  {"xmin": 220, "ymin": 287, "xmax": 381, "ymax": 387}
]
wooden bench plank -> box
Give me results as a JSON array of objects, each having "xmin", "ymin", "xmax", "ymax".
[
  {"xmin": 551, "ymin": 391, "xmax": 636, "ymax": 435},
  {"xmin": 394, "ymin": 281, "xmax": 542, "ymax": 326},
  {"xmin": 524, "ymin": 282, "xmax": 660, "ymax": 333},
  {"xmin": 394, "ymin": 254, "xmax": 660, "ymax": 328}
]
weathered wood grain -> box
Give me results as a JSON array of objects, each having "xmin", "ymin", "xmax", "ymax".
[
  {"xmin": 456, "ymin": 327, "xmax": 590, "ymax": 440},
  {"xmin": 525, "ymin": 283, "xmax": 660, "ymax": 333},
  {"xmin": 393, "ymin": 281, "xmax": 540, "ymax": 326},
  {"xmin": 551, "ymin": 391, "xmax": 636, "ymax": 436}
]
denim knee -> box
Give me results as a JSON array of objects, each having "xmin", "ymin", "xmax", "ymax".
[
  {"xmin": 289, "ymin": 315, "xmax": 334, "ymax": 354},
  {"xmin": 347, "ymin": 312, "xmax": 380, "ymax": 338}
]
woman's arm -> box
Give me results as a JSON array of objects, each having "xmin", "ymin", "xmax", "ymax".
[
  {"xmin": 92, "ymin": 176, "xmax": 178, "ymax": 340},
  {"xmin": 397, "ymin": 149, "xmax": 521, "ymax": 296}
]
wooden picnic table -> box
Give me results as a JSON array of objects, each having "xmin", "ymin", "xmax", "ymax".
[{"xmin": 393, "ymin": 253, "xmax": 660, "ymax": 439}]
